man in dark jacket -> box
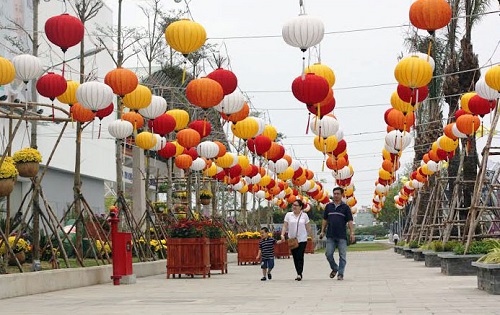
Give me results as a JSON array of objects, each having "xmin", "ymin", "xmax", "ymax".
[{"xmin": 320, "ymin": 187, "xmax": 355, "ymax": 280}]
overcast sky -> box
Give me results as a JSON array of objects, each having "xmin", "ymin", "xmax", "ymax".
[{"xmin": 104, "ymin": 0, "xmax": 500, "ymax": 207}]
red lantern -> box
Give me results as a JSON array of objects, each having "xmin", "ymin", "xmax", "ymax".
[
  {"xmin": 454, "ymin": 109, "xmax": 467, "ymax": 120},
  {"xmin": 149, "ymin": 113, "xmax": 176, "ymax": 136},
  {"xmin": 158, "ymin": 142, "xmax": 177, "ymax": 159},
  {"xmin": 95, "ymin": 103, "xmax": 114, "ymax": 121},
  {"xmin": 396, "ymin": 84, "xmax": 429, "ymax": 105},
  {"xmin": 44, "ymin": 14, "xmax": 84, "ymax": 52},
  {"xmin": 291, "ymin": 73, "xmax": 329, "ymax": 106},
  {"xmin": 36, "ymin": 72, "xmax": 67, "ymax": 100},
  {"xmin": 247, "ymin": 135, "xmax": 272, "ymax": 155},
  {"xmin": 331, "ymin": 140, "xmax": 347, "ymax": 157},
  {"xmin": 264, "ymin": 142, "xmax": 285, "ymax": 162},
  {"xmin": 468, "ymin": 95, "xmax": 495, "ymax": 117},
  {"xmin": 307, "ymin": 88, "xmax": 335, "ymax": 117},
  {"xmin": 188, "ymin": 120, "xmax": 212, "ymax": 138},
  {"xmin": 206, "ymin": 68, "xmax": 238, "ymax": 96},
  {"xmin": 183, "ymin": 147, "xmax": 199, "ymax": 160}
]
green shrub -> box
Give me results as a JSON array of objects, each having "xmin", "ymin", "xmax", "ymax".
[
  {"xmin": 477, "ymin": 240, "xmax": 500, "ymax": 263},
  {"xmin": 430, "ymin": 240, "xmax": 443, "ymax": 252},
  {"xmin": 443, "ymin": 240, "xmax": 461, "ymax": 252},
  {"xmin": 396, "ymin": 241, "xmax": 405, "ymax": 246},
  {"xmin": 409, "ymin": 240, "xmax": 420, "ymax": 248},
  {"xmin": 453, "ymin": 239, "xmax": 497, "ymax": 255}
]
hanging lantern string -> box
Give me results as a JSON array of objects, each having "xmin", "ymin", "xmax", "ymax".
[
  {"xmin": 62, "ymin": 52, "xmax": 66, "ymax": 78},
  {"xmin": 182, "ymin": 59, "xmax": 188, "ymax": 84},
  {"xmin": 305, "ymin": 113, "xmax": 310, "ymax": 134},
  {"xmin": 98, "ymin": 120, "xmax": 102, "ymax": 139},
  {"xmin": 299, "ymin": 0, "xmax": 306, "ymax": 15},
  {"xmin": 301, "ymin": 54, "xmax": 306, "ymax": 80}
]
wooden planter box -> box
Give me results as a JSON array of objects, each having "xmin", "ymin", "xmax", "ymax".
[
  {"xmin": 305, "ymin": 239, "xmax": 315, "ymax": 254},
  {"xmin": 411, "ymin": 248, "xmax": 425, "ymax": 261},
  {"xmin": 274, "ymin": 241, "xmax": 290, "ymax": 259},
  {"xmin": 209, "ymin": 238, "xmax": 227, "ymax": 274},
  {"xmin": 439, "ymin": 253, "xmax": 483, "ymax": 276},
  {"xmin": 237, "ymin": 239, "xmax": 260, "ymax": 265},
  {"xmin": 166, "ymin": 237, "xmax": 210, "ymax": 278},
  {"xmin": 472, "ymin": 262, "xmax": 500, "ymax": 295}
]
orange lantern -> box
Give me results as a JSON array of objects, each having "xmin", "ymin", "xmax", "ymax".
[
  {"xmin": 104, "ymin": 67, "xmax": 138, "ymax": 97},
  {"xmin": 122, "ymin": 111, "xmax": 144, "ymax": 130},
  {"xmin": 221, "ymin": 102, "xmax": 249, "ymax": 123},
  {"xmin": 186, "ymin": 77, "xmax": 224, "ymax": 109},
  {"xmin": 213, "ymin": 141, "xmax": 226, "ymax": 158},
  {"xmin": 456, "ymin": 114, "xmax": 480, "ymax": 135},
  {"xmin": 176, "ymin": 128, "xmax": 201, "ymax": 148},
  {"xmin": 409, "ymin": 0, "xmax": 452, "ymax": 35},
  {"xmin": 71, "ymin": 103, "xmax": 95, "ymax": 122},
  {"xmin": 175, "ymin": 154, "xmax": 193, "ymax": 169}
]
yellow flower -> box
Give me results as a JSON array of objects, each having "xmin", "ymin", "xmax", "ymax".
[
  {"xmin": 0, "ymin": 236, "xmax": 30, "ymax": 254},
  {"xmin": 12, "ymin": 147, "xmax": 42, "ymax": 163},
  {"xmin": 0, "ymin": 157, "xmax": 18, "ymax": 179},
  {"xmin": 200, "ymin": 189, "xmax": 213, "ymax": 199}
]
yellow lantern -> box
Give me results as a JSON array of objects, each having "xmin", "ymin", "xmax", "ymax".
[
  {"xmin": 394, "ymin": 56, "xmax": 433, "ymax": 88},
  {"xmin": 57, "ymin": 80, "xmax": 80, "ymax": 105},
  {"xmin": 215, "ymin": 153, "xmax": 234, "ymax": 169},
  {"xmin": 262, "ymin": 125, "xmax": 278, "ymax": 141},
  {"xmin": 135, "ymin": 132, "xmax": 157, "ymax": 150},
  {"xmin": 171, "ymin": 140, "xmax": 185, "ymax": 156},
  {"xmin": 123, "ymin": 84, "xmax": 152, "ymax": 110},
  {"xmin": 459, "ymin": 92, "xmax": 476, "ymax": 113},
  {"xmin": 237, "ymin": 155, "xmax": 250, "ymax": 169},
  {"xmin": 431, "ymin": 141, "xmax": 439, "ymax": 152},
  {"xmin": 438, "ymin": 136, "xmax": 458, "ymax": 153},
  {"xmin": 238, "ymin": 185, "xmax": 249, "ymax": 194},
  {"xmin": 313, "ymin": 135, "xmax": 338, "ymax": 153},
  {"xmin": 277, "ymin": 167, "xmax": 294, "ymax": 180},
  {"xmin": 0, "ymin": 57, "xmax": 15, "ymax": 86},
  {"xmin": 305, "ymin": 63, "xmax": 336, "ymax": 88},
  {"xmin": 344, "ymin": 185, "xmax": 354, "ymax": 197},
  {"xmin": 166, "ymin": 109, "xmax": 190, "ymax": 131},
  {"xmin": 203, "ymin": 163, "xmax": 218, "ymax": 177},
  {"xmin": 421, "ymin": 164, "xmax": 434, "ymax": 176},
  {"xmin": 378, "ymin": 168, "xmax": 392, "ymax": 181},
  {"xmin": 231, "ymin": 117, "xmax": 259, "ymax": 140},
  {"xmin": 165, "ymin": 19, "xmax": 206, "ymax": 56},
  {"xmin": 259, "ymin": 175, "xmax": 272, "ymax": 187},
  {"xmin": 485, "ymin": 65, "xmax": 500, "ymax": 91},
  {"xmin": 390, "ymin": 92, "xmax": 415, "ymax": 114}
]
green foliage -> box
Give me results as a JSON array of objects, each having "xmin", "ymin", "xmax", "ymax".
[
  {"xmin": 355, "ymin": 225, "xmax": 389, "ymax": 237},
  {"xmin": 430, "ymin": 240, "xmax": 444, "ymax": 252},
  {"xmin": 378, "ymin": 182, "xmax": 402, "ymax": 226},
  {"xmin": 477, "ymin": 240, "xmax": 500, "ymax": 264},
  {"xmin": 396, "ymin": 240, "xmax": 405, "ymax": 246},
  {"xmin": 409, "ymin": 240, "xmax": 420, "ymax": 249},
  {"xmin": 443, "ymin": 240, "xmax": 461, "ymax": 252},
  {"xmin": 453, "ymin": 239, "xmax": 498, "ymax": 255}
]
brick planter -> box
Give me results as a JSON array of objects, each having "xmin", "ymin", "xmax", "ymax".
[
  {"xmin": 423, "ymin": 251, "xmax": 442, "ymax": 267},
  {"xmin": 305, "ymin": 239, "xmax": 315, "ymax": 254},
  {"xmin": 438, "ymin": 253, "xmax": 483, "ymax": 276},
  {"xmin": 209, "ymin": 238, "xmax": 228, "ymax": 274},
  {"xmin": 274, "ymin": 241, "xmax": 290, "ymax": 259},
  {"xmin": 237, "ymin": 239, "xmax": 260, "ymax": 265},
  {"xmin": 403, "ymin": 247, "xmax": 414, "ymax": 258},
  {"xmin": 412, "ymin": 248, "xmax": 425, "ymax": 261},
  {"xmin": 166, "ymin": 237, "xmax": 210, "ymax": 278},
  {"xmin": 472, "ymin": 262, "xmax": 500, "ymax": 295}
]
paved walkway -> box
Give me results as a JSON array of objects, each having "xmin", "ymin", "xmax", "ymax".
[{"xmin": 2, "ymin": 249, "xmax": 499, "ymax": 314}]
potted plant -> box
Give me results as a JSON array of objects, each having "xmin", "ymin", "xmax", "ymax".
[
  {"xmin": 12, "ymin": 147, "xmax": 42, "ymax": 177},
  {"xmin": 199, "ymin": 189, "xmax": 213, "ymax": 205},
  {"xmin": 0, "ymin": 235, "xmax": 30, "ymax": 266},
  {"xmin": 166, "ymin": 219, "xmax": 210, "ymax": 278},
  {"xmin": 236, "ymin": 231, "xmax": 261, "ymax": 265},
  {"xmin": 472, "ymin": 240, "xmax": 500, "ymax": 294},
  {"xmin": 204, "ymin": 220, "xmax": 227, "ymax": 274},
  {"xmin": 273, "ymin": 230, "xmax": 290, "ymax": 259},
  {"xmin": 305, "ymin": 236, "xmax": 315, "ymax": 254},
  {"xmin": 439, "ymin": 240, "xmax": 496, "ymax": 276},
  {"xmin": 0, "ymin": 157, "xmax": 18, "ymax": 197},
  {"xmin": 153, "ymin": 201, "xmax": 168, "ymax": 213},
  {"xmin": 158, "ymin": 183, "xmax": 168, "ymax": 193}
]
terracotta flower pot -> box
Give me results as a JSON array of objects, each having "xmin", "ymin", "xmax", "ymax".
[
  {"xmin": 0, "ymin": 177, "xmax": 15, "ymax": 197},
  {"xmin": 8, "ymin": 251, "xmax": 26, "ymax": 266},
  {"xmin": 16, "ymin": 161, "xmax": 39, "ymax": 177}
]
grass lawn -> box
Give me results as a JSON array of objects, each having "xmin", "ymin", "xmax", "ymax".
[{"xmin": 315, "ymin": 242, "xmax": 392, "ymax": 253}]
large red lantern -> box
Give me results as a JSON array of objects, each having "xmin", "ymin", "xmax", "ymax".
[
  {"xmin": 188, "ymin": 120, "xmax": 212, "ymax": 138},
  {"xmin": 468, "ymin": 95, "xmax": 495, "ymax": 117},
  {"xmin": 307, "ymin": 88, "xmax": 335, "ymax": 117},
  {"xmin": 396, "ymin": 84, "xmax": 429, "ymax": 105},
  {"xmin": 36, "ymin": 72, "xmax": 67, "ymax": 100},
  {"xmin": 291, "ymin": 73, "xmax": 329, "ymax": 106},
  {"xmin": 158, "ymin": 142, "xmax": 177, "ymax": 159},
  {"xmin": 44, "ymin": 14, "xmax": 84, "ymax": 52},
  {"xmin": 247, "ymin": 135, "xmax": 272, "ymax": 156},
  {"xmin": 149, "ymin": 113, "xmax": 176, "ymax": 136},
  {"xmin": 206, "ymin": 68, "xmax": 238, "ymax": 95}
]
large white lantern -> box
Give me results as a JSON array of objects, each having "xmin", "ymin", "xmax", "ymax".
[
  {"xmin": 214, "ymin": 90, "xmax": 245, "ymax": 115},
  {"xmin": 77, "ymin": 81, "xmax": 114, "ymax": 112},
  {"xmin": 282, "ymin": 15, "xmax": 324, "ymax": 51},
  {"xmin": 108, "ymin": 119, "xmax": 133, "ymax": 139},
  {"xmin": 12, "ymin": 54, "xmax": 43, "ymax": 82},
  {"xmin": 139, "ymin": 95, "xmax": 167, "ymax": 119}
]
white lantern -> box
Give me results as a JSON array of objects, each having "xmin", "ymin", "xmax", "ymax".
[
  {"xmin": 255, "ymin": 191, "xmax": 266, "ymax": 199},
  {"xmin": 12, "ymin": 54, "xmax": 43, "ymax": 82},
  {"xmin": 151, "ymin": 134, "xmax": 166, "ymax": 151},
  {"xmin": 108, "ymin": 119, "xmax": 133, "ymax": 139},
  {"xmin": 190, "ymin": 157, "xmax": 207, "ymax": 171},
  {"xmin": 475, "ymin": 77, "xmax": 500, "ymax": 101},
  {"xmin": 282, "ymin": 15, "xmax": 324, "ymax": 51},
  {"xmin": 385, "ymin": 130, "xmax": 412, "ymax": 151},
  {"xmin": 196, "ymin": 141, "xmax": 219, "ymax": 159},
  {"xmin": 232, "ymin": 181, "xmax": 244, "ymax": 191},
  {"xmin": 310, "ymin": 115, "xmax": 339, "ymax": 137},
  {"xmin": 139, "ymin": 95, "xmax": 167, "ymax": 119},
  {"xmin": 290, "ymin": 159, "xmax": 301, "ymax": 171},
  {"xmin": 335, "ymin": 128, "xmax": 344, "ymax": 142},
  {"xmin": 214, "ymin": 90, "xmax": 245, "ymax": 115},
  {"xmin": 452, "ymin": 123, "xmax": 468, "ymax": 139},
  {"xmin": 77, "ymin": 81, "xmax": 114, "ymax": 112},
  {"xmin": 405, "ymin": 52, "xmax": 435, "ymax": 72},
  {"xmin": 274, "ymin": 159, "xmax": 289, "ymax": 174},
  {"xmin": 250, "ymin": 173, "xmax": 262, "ymax": 184}
]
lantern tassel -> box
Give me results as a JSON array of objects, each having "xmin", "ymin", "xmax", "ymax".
[
  {"xmin": 51, "ymin": 102, "xmax": 55, "ymax": 122},
  {"xmin": 182, "ymin": 60, "xmax": 187, "ymax": 84},
  {"xmin": 305, "ymin": 113, "xmax": 310, "ymax": 134},
  {"xmin": 301, "ymin": 55, "xmax": 306, "ymax": 80},
  {"xmin": 321, "ymin": 157, "xmax": 325, "ymax": 172}
]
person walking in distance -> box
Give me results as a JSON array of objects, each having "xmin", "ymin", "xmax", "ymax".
[
  {"xmin": 256, "ymin": 227, "xmax": 276, "ymax": 281},
  {"xmin": 279, "ymin": 199, "xmax": 311, "ymax": 281},
  {"xmin": 320, "ymin": 187, "xmax": 355, "ymax": 281}
]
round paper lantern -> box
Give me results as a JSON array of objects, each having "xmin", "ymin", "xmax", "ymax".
[
  {"xmin": 206, "ymin": 68, "xmax": 238, "ymax": 95},
  {"xmin": 158, "ymin": 142, "xmax": 177, "ymax": 159},
  {"xmin": 12, "ymin": 54, "xmax": 43, "ymax": 82},
  {"xmin": 122, "ymin": 111, "xmax": 144, "ymax": 130},
  {"xmin": 76, "ymin": 81, "xmax": 114, "ymax": 112},
  {"xmin": 57, "ymin": 80, "xmax": 79, "ymax": 105},
  {"xmin": 196, "ymin": 141, "xmax": 219, "ymax": 159},
  {"xmin": 150, "ymin": 113, "xmax": 176, "ymax": 136},
  {"xmin": 331, "ymin": 139, "xmax": 347, "ymax": 157},
  {"xmin": 485, "ymin": 65, "xmax": 500, "ymax": 92},
  {"xmin": 139, "ymin": 95, "xmax": 167, "ymax": 119},
  {"xmin": 292, "ymin": 73, "xmax": 330, "ymax": 106},
  {"xmin": 214, "ymin": 141, "xmax": 226, "ymax": 158},
  {"xmin": 394, "ymin": 56, "xmax": 433, "ymax": 88},
  {"xmin": 308, "ymin": 88, "xmax": 335, "ymax": 118},
  {"xmin": 468, "ymin": 95, "xmax": 495, "ymax": 117},
  {"xmin": 150, "ymin": 134, "xmax": 166, "ymax": 151},
  {"xmin": 326, "ymin": 156, "xmax": 348, "ymax": 171},
  {"xmin": 36, "ymin": 72, "xmax": 67, "ymax": 100},
  {"xmin": 390, "ymin": 91, "xmax": 415, "ymax": 114},
  {"xmin": 310, "ymin": 115, "xmax": 340, "ymax": 137},
  {"xmin": 174, "ymin": 154, "xmax": 193, "ymax": 169},
  {"xmin": 108, "ymin": 119, "xmax": 133, "ymax": 139},
  {"xmin": 460, "ymin": 92, "xmax": 476, "ymax": 113},
  {"xmin": 262, "ymin": 125, "xmax": 278, "ymax": 141},
  {"xmin": 95, "ymin": 103, "xmax": 114, "ymax": 120},
  {"xmin": 104, "ymin": 67, "xmax": 139, "ymax": 97},
  {"xmin": 305, "ymin": 63, "xmax": 335, "ymax": 88},
  {"xmin": 385, "ymin": 109, "xmax": 415, "ymax": 131},
  {"xmin": 443, "ymin": 123, "xmax": 458, "ymax": 140},
  {"xmin": 166, "ymin": 109, "xmax": 189, "ymax": 131},
  {"xmin": 396, "ymin": 84, "xmax": 428, "ymax": 105},
  {"xmin": 475, "ymin": 77, "xmax": 500, "ymax": 101},
  {"xmin": 216, "ymin": 153, "xmax": 236, "ymax": 169},
  {"xmin": 135, "ymin": 131, "xmax": 157, "ymax": 150},
  {"xmin": 282, "ymin": 14, "xmax": 324, "ymax": 51},
  {"xmin": 176, "ymin": 128, "xmax": 201, "ymax": 148},
  {"xmin": 0, "ymin": 57, "xmax": 15, "ymax": 85},
  {"xmin": 314, "ymin": 135, "xmax": 338, "ymax": 153},
  {"xmin": 122, "ymin": 84, "xmax": 152, "ymax": 111},
  {"xmin": 247, "ymin": 135, "xmax": 272, "ymax": 155},
  {"xmin": 264, "ymin": 142, "xmax": 285, "ymax": 162},
  {"xmin": 70, "ymin": 103, "xmax": 95, "ymax": 123},
  {"xmin": 405, "ymin": 52, "xmax": 436, "ymax": 71},
  {"xmin": 231, "ymin": 117, "xmax": 259, "ymax": 140},
  {"xmin": 186, "ymin": 77, "xmax": 224, "ymax": 109},
  {"xmin": 188, "ymin": 120, "xmax": 211, "ymax": 138},
  {"xmin": 221, "ymin": 102, "xmax": 249, "ymax": 123},
  {"xmin": 409, "ymin": 0, "xmax": 452, "ymax": 35},
  {"xmin": 44, "ymin": 14, "xmax": 84, "ymax": 52},
  {"xmin": 456, "ymin": 114, "xmax": 480, "ymax": 135},
  {"xmin": 165, "ymin": 19, "xmax": 206, "ymax": 56},
  {"xmin": 190, "ymin": 157, "xmax": 207, "ymax": 171},
  {"xmin": 214, "ymin": 90, "xmax": 245, "ymax": 115},
  {"xmin": 437, "ymin": 136, "xmax": 458, "ymax": 152},
  {"xmin": 183, "ymin": 147, "xmax": 198, "ymax": 160}
]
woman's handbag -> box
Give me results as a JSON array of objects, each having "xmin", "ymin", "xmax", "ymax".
[
  {"xmin": 287, "ymin": 237, "xmax": 299, "ymax": 250},
  {"xmin": 287, "ymin": 212, "xmax": 302, "ymax": 250}
]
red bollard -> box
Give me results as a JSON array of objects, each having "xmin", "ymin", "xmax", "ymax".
[
  {"xmin": 108, "ymin": 208, "xmax": 121, "ymax": 285},
  {"xmin": 108, "ymin": 207, "xmax": 135, "ymax": 285}
]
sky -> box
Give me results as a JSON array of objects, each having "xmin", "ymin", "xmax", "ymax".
[{"xmin": 103, "ymin": 0, "xmax": 500, "ymax": 207}]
